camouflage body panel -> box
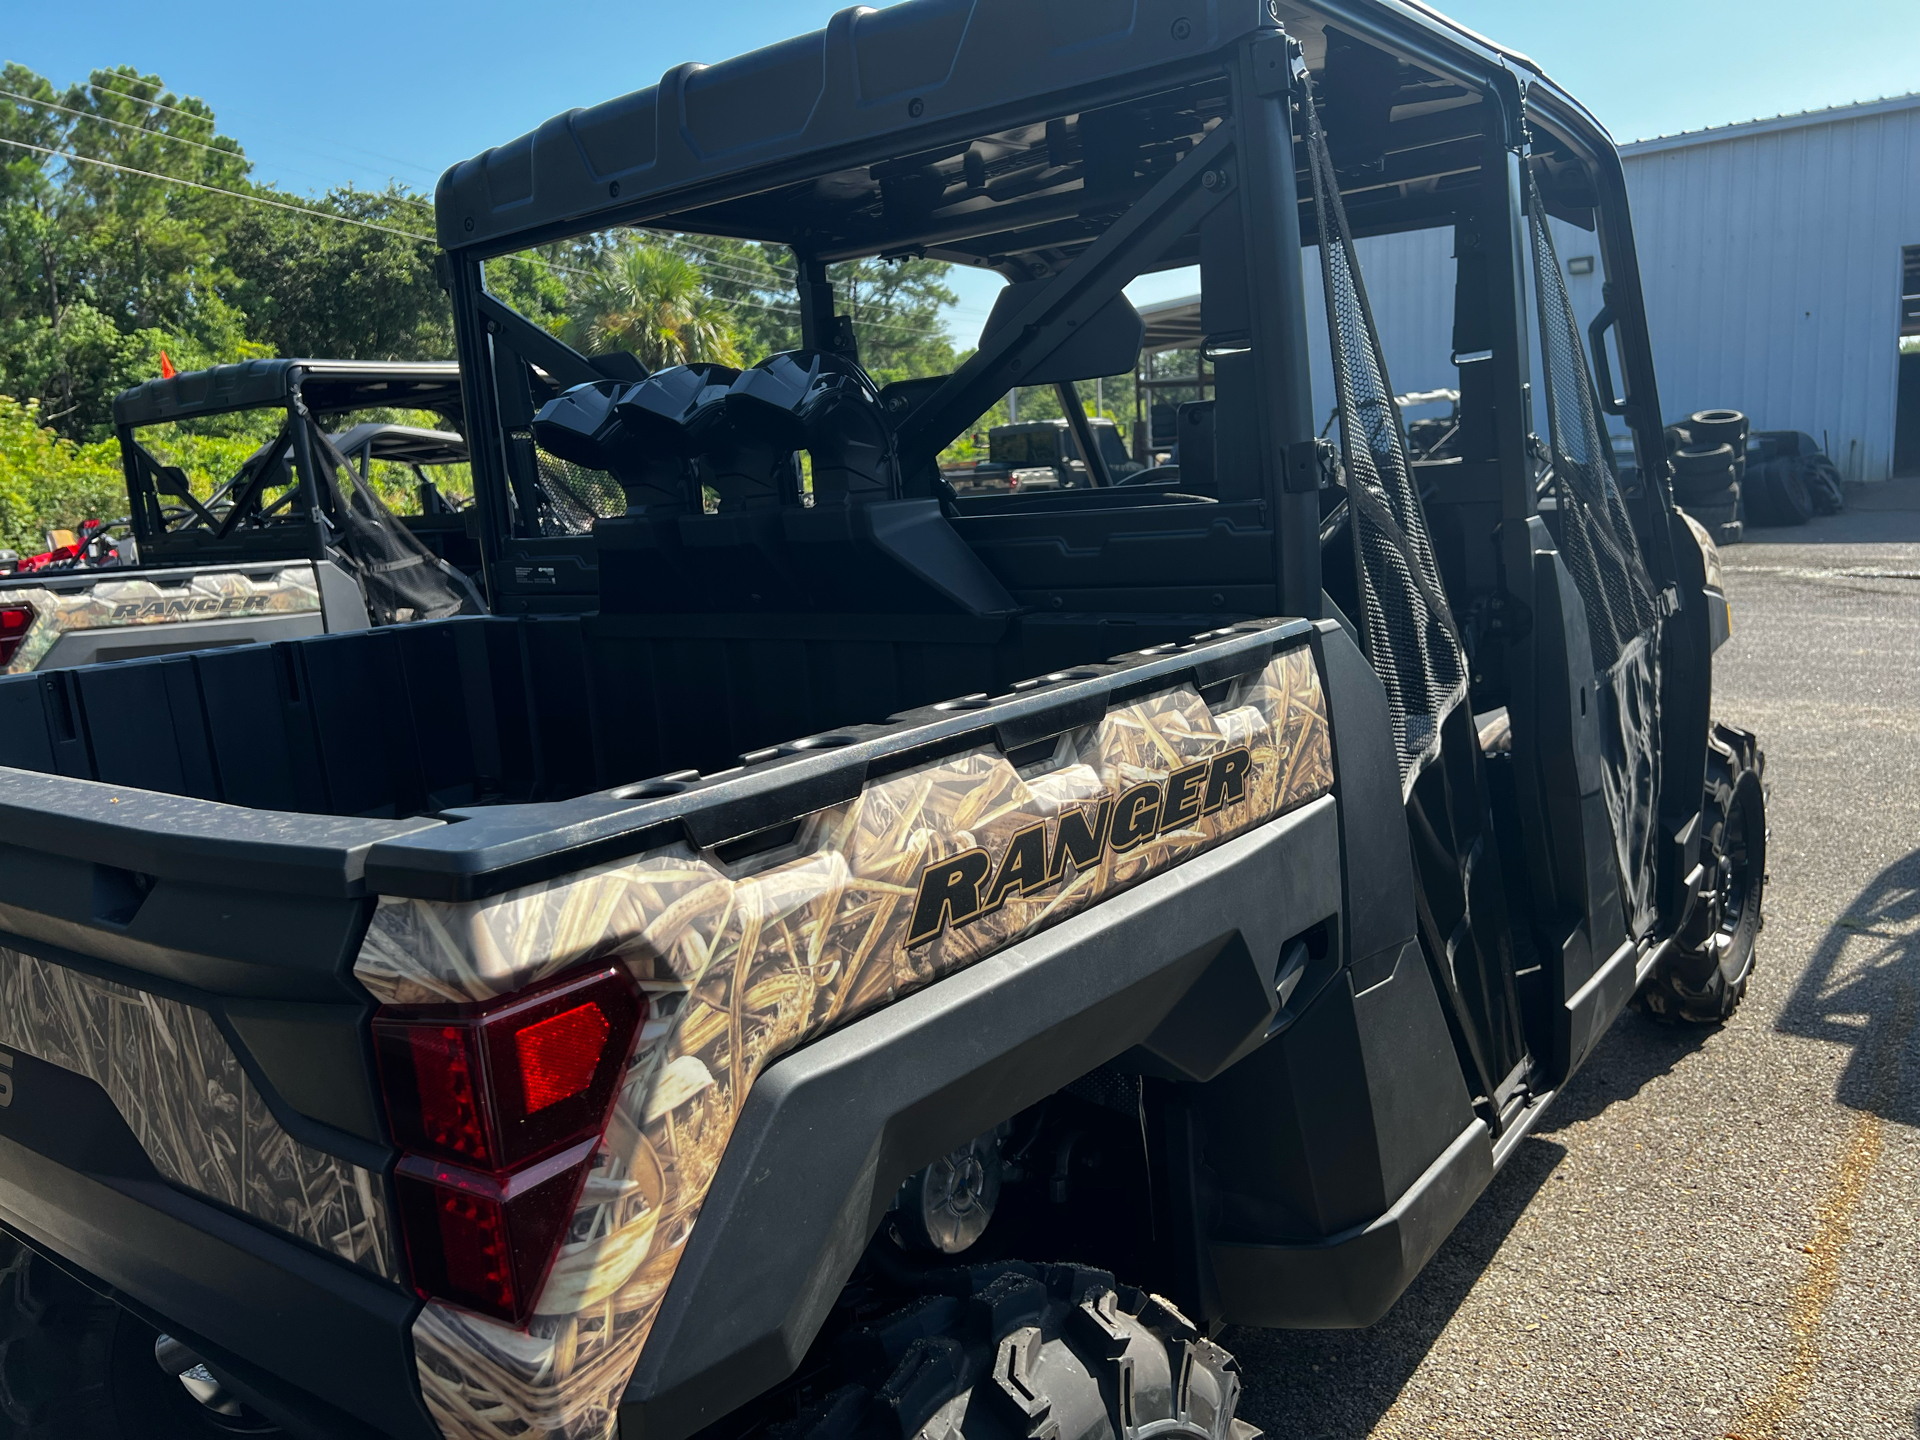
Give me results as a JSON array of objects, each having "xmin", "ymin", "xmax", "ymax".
[
  {"xmin": 355, "ymin": 643, "xmax": 1335, "ymax": 1440},
  {"xmin": 0, "ymin": 946, "xmax": 395, "ymax": 1279},
  {"xmin": 0, "ymin": 565, "xmax": 322, "ymax": 674}
]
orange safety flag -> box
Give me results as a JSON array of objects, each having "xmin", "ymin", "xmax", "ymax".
[{"xmin": 159, "ymin": 350, "xmax": 176, "ymax": 379}]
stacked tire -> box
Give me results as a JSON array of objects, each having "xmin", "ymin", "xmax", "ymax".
[
  {"xmin": 1665, "ymin": 409, "xmax": 1755, "ymax": 544},
  {"xmin": 1669, "ymin": 441, "xmax": 1742, "ymax": 547},
  {"xmin": 1748, "ymin": 430, "xmax": 1845, "ymax": 524}
]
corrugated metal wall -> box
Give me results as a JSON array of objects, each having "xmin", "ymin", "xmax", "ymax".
[
  {"xmin": 1303, "ymin": 224, "xmax": 1459, "ymax": 424},
  {"xmin": 1337, "ymin": 97, "xmax": 1920, "ymax": 482},
  {"xmin": 1626, "ymin": 102, "xmax": 1920, "ymax": 481}
]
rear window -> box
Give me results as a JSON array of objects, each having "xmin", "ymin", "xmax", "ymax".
[{"xmin": 992, "ymin": 429, "xmax": 1064, "ymax": 468}]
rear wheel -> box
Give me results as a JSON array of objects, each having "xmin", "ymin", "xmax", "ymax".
[
  {"xmin": 1637, "ymin": 727, "xmax": 1766, "ymax": 1025},
  {"xmin": 0, "ymin": 1234, "xmax": 276, "ymax": 1440},
  {"xmin": 774, "ymin": 1262, "xmax": 1253, "ymax": 1440}
]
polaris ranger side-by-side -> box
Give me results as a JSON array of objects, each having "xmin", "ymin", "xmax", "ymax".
[
  {"xmin": 0, "ymin": 361, "xmax": 485, "ymax": 675},
  {"xmin": 0, "ymin": 4, "xmax": 1762, "ymax": 1440}
]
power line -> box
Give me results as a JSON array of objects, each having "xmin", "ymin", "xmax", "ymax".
[
  {"xmin": 0, "ymin": 135, "xmax": 437, "ymax": 242},
  {"xmin": 55, "ymin": 76, "xmax": 973, "ymax": 344},
  {"xmin": 78, "ymin": 74, "xmax": 440, "ymax": 185},
  {"xmin": 0, "ymin": 85, "xmax": 418, "ymax": 208},
  {"xmin": 0, "ymin": 138, "xmax": 960, "ymax": 345}
]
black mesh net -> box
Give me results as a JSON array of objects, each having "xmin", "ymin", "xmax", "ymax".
[
  {"xmin": 1524, "ymin": 167, "xmax": 1659, "ymax": 669},
  {"xmin": 308, "ymin": 424, "xmax": 484, "ymax": 625},
  {"xmin": 1524, "ymin": 162, "xmax": 1663, "ymax": 935},
  {"xmin": 532, "ymin": 452, "xmax": 627, "ymax": 536},
  {"xmin": 1303, "ymin": 76, "xmax": 1468, "ymax": 794}
]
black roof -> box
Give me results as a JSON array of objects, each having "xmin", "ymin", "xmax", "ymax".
[
  {"xmin": 328, "ymin": 423, "xmax": 470, "ymax": 466},
  {"xmin": 114, "ymin": 359, "xmax": 464, "ymax": 429},
  {"xmin": 434, "ymin": 1, "xmax": 1609, "ymax": 262}
]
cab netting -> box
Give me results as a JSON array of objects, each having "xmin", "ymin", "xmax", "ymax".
[
  {"xmin": 1525, "ymin": 161, "xmax": 1662, "ymax": 936},
  {"xmin": 1303, "ymin": 75, "xmax": 1531, "ymax": 1106},
  {"xmin": 1302, "ymin": 75, "xmax": 1468, "ymax": 796},
  {"xmin": 532, "ymin": 452, "xmax": 626, "ymax": 536},
  {"xmin": 308, "ymin": 424, "xmax": 484, "ymax": 625}
]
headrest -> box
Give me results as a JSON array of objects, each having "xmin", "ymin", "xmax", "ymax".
[{"xmin": 979, "ymin": 283, "xmax": 1146, "ymax": 384}]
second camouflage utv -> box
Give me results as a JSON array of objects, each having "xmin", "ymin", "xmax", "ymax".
[{"xmin": 0, "ymin": 2, "xmax": 1765, "ymax": 1439}]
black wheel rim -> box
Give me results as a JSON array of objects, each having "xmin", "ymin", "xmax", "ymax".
[{"xmin": 1710, "ymin": 776, "xmax": 1763, "ymax": 984}]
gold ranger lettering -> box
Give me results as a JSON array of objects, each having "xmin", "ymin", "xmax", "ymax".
[
  {"xmin": 110, "ymin": 594, "xmax": 276, "ymax": 623},
  {"xmin": 905, "ymin": 745, "xmax": 1253, "ymax": 948}
]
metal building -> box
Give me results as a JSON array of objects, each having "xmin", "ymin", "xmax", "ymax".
[{"xmin": 1340, "ymin": 92, "xmax": 1920, "ymax": 483}]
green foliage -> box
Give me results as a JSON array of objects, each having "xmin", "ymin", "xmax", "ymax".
[
  {"xmin": 938, "ymin": 376, "xmax": 1135, "ymax": 466},
  {"xmin": 834, "ymin": 255, "xmax": 959, "ymax": 385},
  {"xmin": 563, "ymin": 237, "xmax": 743, "ymax": 369},
  {"xmin": 0, "ymin": 64, "xmax": 276, "ymax": 441},
  {"xmin": 0, "ymin": 393, "xmax": 123, "ymax": 554},
  {"xmin": 0, "ymin": 60, "xmax": 976, "ymax": 544},
  {"xmin": 226, "ymin": 186, "xmax": 448, "ymax": 361}
]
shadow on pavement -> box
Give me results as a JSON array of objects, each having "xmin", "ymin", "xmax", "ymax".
[
  {"xmin": 1537, "ymin": 1005, "xmax": 1712, "ymax": 1130},
  {"xmin": 1775, "ymin": 847, "xmax": 1920, "ymax": 1126},
  {"xmin": 1226, "ymin": 985, "xmax": 1714, "ymax": 1437},
  {"xmin": 1225, "ymin": 1135, "xmax": 1560, "ymax": 1440}
]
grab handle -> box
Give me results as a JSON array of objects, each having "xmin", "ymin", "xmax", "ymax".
[{"xmin": 1588, "ymin": 302, "xmax": 1627, "ymax": 416}]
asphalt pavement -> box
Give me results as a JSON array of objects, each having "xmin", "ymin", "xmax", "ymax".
[{"xmin": 1229, "ymin": 479, "xmax": 1920, "ymax": 1439}]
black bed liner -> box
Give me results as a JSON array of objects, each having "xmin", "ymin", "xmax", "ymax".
[{"xmin": 0, "ymin": 613, "xmax": 1312, "ymax": 902}]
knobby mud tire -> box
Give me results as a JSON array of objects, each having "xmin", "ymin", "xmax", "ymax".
[
  {"xmin": 0, "ymin": 1232, "xmax": 123, "ymax": 1440},
  {"xmin": 0, "ymin": 1233, "xmax": 268, "ymax": 1440},
  {"xmin": 1636, "ymin": 725, "xmax": 1766, "ymax": 1026},
  {"xmin": 775, "ymin": 1262, "xmax": 1256, "ymax": 1440}
]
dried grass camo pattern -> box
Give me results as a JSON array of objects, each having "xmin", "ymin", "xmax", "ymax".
[
  {"xmin": 0, "ymin": 946, "xmax": 395, "ymax": 1278},
  {"xmin": 355, "ymin": 645, "xmax": 1333, "ymax": 1440},
  {"xmin": 0, "ymin": 565, "xmax": 321, "ymax": 674}
]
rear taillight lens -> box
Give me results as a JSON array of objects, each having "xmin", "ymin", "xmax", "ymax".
[
  {"xmin": 374, "ymin": 965, "xmax": 644, "ymax": 1326},
  {"xmin": 392, "ymin": 1140, "xmax": 597, "ymax": 1322},
  {"xmin": 0, "ymin": 605, "xmax": 34, "ymax": 667}
]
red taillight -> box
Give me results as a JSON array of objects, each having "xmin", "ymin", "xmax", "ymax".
[
  {"xmin": 516, "ymin": 1002, "xmax": 611, "ymax": 1112},
  {"xmin": 373, "ymin": 965, "xmax": 643, "ymax": 1326},
  {"xmin": 392, "ymin": 1140, "xmax": 597, "ymax": 1322},
  {"xmin": 0, "ymin": 605, "xmax": 34, "ymax": 667}
]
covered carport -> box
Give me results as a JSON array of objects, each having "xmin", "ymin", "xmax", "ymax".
[{"xmin": 1132, "ymin": 294, "xmax": 1208, "ymax": 462}]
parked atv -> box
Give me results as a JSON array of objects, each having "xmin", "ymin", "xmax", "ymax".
[
  {"xmin": 0, "ymin": 360, "xmax": 484, "ymax": 676},
  {"xmin": 0, "ymin": 4, "xmax": 1761, "ymax": 1439}
]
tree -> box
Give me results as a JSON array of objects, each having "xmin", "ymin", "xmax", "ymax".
[
  {"xmin": 0, "ymin": 65, "xmax": 264, "ymax": 440},
  {"xmin": 834, "ymin": 255, "xmax": 958, "ymax": 383},
  {"xmin": 0, "ymin": 393, "xmax": 122, "ymax": 553},
  {"xmin": 564, "ymin": 238, "xmax": 742, "ymax": 369},
  {"xmin": 227, "ymin": 186, "xmax": 450, "ymax": 361}
]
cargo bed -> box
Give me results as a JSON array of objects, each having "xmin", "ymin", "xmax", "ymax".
[{"xmin": 0, "ymin": 611, "xmax": 1302, "ymax": 889}]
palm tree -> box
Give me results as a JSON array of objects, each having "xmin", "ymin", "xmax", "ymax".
[{"xmin": 565, "ymin": 242, "xmax": 742, "ymax": 370}]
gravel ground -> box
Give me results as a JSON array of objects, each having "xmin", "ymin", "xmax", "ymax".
[{"xmin": 1228, "ymin": 480, "xmax": 1920, "ymax": 1440}]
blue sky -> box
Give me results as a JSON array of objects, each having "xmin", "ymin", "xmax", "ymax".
[{"xmin": 10, "ymin": 0, "xmax": 1917, "ymax": 340}]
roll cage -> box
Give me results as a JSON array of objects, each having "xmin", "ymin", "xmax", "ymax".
[
  {"xmin": 437, "ymin": 0, "xmax": 1709, "ymax": 962},
  {"xmin": 113, "ymin": 360, "xmax": 467, "ymax": 569},
  {"xmin": 437, "ymin": 0, "xmax": 1678, "ymax": 613}
]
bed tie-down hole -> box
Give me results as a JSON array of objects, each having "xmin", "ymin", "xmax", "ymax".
[{"xmin": 92, "ymin": 864, "xmax": 156, "ymax": 928}]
